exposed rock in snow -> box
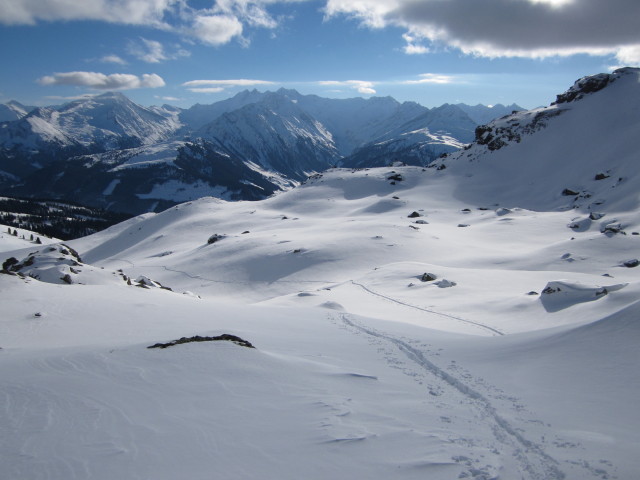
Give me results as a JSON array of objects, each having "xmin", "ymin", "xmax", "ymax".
[{"xmin": 540, "ymin": 280, "xmax": 627, "ymax": 312}]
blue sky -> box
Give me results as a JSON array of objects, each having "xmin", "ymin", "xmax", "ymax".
[{"xmin": 0, "ymin": 0, "xmax": 638, "ymax": 109}]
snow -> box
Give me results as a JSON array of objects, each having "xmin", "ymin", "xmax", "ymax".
[
  {"xmin": 2, "ymin": 70, "xmax": 640, "ymax": 480},
  {"xmin": 101, "ymin": 179, "xmax": 120, "ymax": 196}
]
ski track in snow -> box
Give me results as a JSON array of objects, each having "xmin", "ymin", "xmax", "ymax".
[
  {"xmin": 347, "ymin": 280, "xmax": 505, "ymax": 336},
  {"xmin": 339, "ymin": 314, "xmax": 568, "ymax": 480}
]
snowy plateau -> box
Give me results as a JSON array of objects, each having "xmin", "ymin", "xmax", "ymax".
[{"xmin": 1, "ymin": 68, "xmax": 640, "ymax": 480}]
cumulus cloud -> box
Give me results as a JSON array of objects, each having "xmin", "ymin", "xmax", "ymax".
[
  {"xmin": 191, "ymin": 14, "xmax": 244, "ymax": 46},
  {"xmin": 319, "ymin": 80, "xmax": 376, "ymax": 95},
  {"xmin": 38, "ymin": 71, "xmax": 166, "ymax": 90},
  {"xmin": 325, "ymin": 0, "xmax": 640, "ymax": 63}
]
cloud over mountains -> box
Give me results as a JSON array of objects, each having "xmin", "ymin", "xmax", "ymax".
[{"xmin": 325, "ymin": 0, "xmax": 640, "ymax": 63}]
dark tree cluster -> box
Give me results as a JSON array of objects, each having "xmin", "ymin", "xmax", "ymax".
[{"xmin": 0, "ymin": 196, "xmax": 131, "ymax": 240}]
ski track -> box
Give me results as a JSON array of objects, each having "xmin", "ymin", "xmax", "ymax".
[
  {"xmin": 348, "ymin": 280, "xmax": 505, "ymax": 336},
  {"xmin": 111, "ymin": 258, "xmax": 337, "ymax": 287},
  {"xmin": 340, "ymin": 314, "xmax": 567, "ymax": 480}
]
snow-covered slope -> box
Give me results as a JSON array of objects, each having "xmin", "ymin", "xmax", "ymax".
[
  {"xmin": 433, "ymin": 67, "xmax": 640, "ymax": 213},
  {"xmin": 2, "ymin": 68, "xmax": 640, "ymax": 480}
]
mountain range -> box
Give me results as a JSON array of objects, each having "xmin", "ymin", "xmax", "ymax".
[
  {"xmin": 2, "ymin": 67, "xmax": 639, "ymax": 480},
  {"xmin": 0, "ymin": 89, "xmax": 519, "ymax": 214}
]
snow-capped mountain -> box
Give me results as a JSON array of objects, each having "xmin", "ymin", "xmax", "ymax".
[
  {"xmin": 197, "ymin": 91, "xmax": 340, "ymax": 180},
  {"xmin": 2, "ymin": 68, "xmax": 640, "ymax": 480},
  {"xmin": 0, "ymin": 92, "xmax": 180, "ymax": 152},
  {"xmin": 341, "ymin": 103, "xmax": 478, "ymax": 168},
  {"xmin": 0, "ymin": 100, "xmax": 33, "ymax": 122},
  {"xmin": 179, "ymin": 88, "xmax": 271, "ymax": 131},
  {"xmin": 456, "ymin": 102, "xmax": 522, "ymax": 125},
  {"xmin": 0, "ymin": 89, "xmax": 518, "ymax": 214}
]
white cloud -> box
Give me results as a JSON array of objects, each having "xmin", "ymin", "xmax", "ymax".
[
  {"xmin": 325, "ymin": 0, "xmax": 640, "ymax": 62},
  {"xmin": 100, "ymin": 54, "xmax": 128, "ymax": 65},
  {"xmin": 188, "ymin": 87, "xmax": 227, "ymax": 93},
  {"xmin": 44, "ymin": 93, "xmax": 99, "ymax": 101},
  {"xmin": 182, "ymin": 78, "xmax": 275, "ymax": 93},
  {"xmin": 0, "ymin": 0, "xmax": 290, "ymax": 48},
  {"xmin": 323, "ymin": 0, "xmax": 396, "ymax": 29},
  {"xmin": 183, "ymin": 79, "xmax": 275, "ymax": 87},
  {"xmin": 402, "ymin": 73, "xmax": 456, "ymax": 85},
  {"xmin": 128, "ymin": 38, "xmax": 167, "ymax": 63},
  {"xmin": 0, "ymin": 0, "xmax": 175, "ymax": 26},
  {"xmin": 155, "ymin": 95, "xmax": 182, "ymax": 101},
  {"xmin": 38, "ymin": 71, "xmax": 166, "ymax": 90},
  {"xmin": 319, "ymin": 80, "xmax": 376, "ymax": 95},
  {"xmin": 127, "ymin": 38, "xmax": 191, "ymax": 63},
  {"xmin": 191, "ymin": 14, "xmax": 244, "ymax": 46},
  {"xmin": 615, "ymin": 45, "xmax": 640, "ymax": 66},
  {"xmin": 402, "ymin": 33, "xmax": 429, "ymax": 55},
  {"xmin": 214, "ymin": 0, "xmax": 278, "ymax": 29}
]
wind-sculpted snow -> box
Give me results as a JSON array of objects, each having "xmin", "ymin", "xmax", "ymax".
[{"xmin": 2, "ymin": 70, "xmax": 640, "ymax": 480}]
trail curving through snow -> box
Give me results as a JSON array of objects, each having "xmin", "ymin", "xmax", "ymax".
[
  {"xmin": 348, "ymin": 280, "xmax": 505, "ymax": 336},
  {"xmin": 340, "ymin": 314, "xmax": 566, "ymax": 480}
]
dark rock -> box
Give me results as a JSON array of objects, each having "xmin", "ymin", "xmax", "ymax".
[
  {"xmin": 554, "ymin": 73, "xmax": 610, "ymax": 104},
  {"xmin": 562, "ymin": 188, "xmax": 579, "ymax": 196},
  {"xmin": 527, "ymin": 291, "xmax": 539, "ymax": 296},
  {"xmin": 207, "ymin": 234, "xmax": 225, "ymax": 244},
  {"xmin": 148, "ymin": 334, "xmax": 255, "ymax": 349},
  {"xmin": 2, "ymin": 256, "xmax": 19, "ymax": 272},
  {"xmin": 601, "ymin": 223, "xmax": 624, "ymax": 235},
  {"xmin": 387, "ymin": 174, "xmax": 403, "ymax": 182},
  {"xmin": 420, "ymin": 273, "xmax": 437, "ymax": 282},
  {"xmin": 408, "ymin": 211, "xmax": 421, "ymax": 218},
  {"xmin": 594, "ymin": 172, "xmax": 610, "ymax": 180},
  {"xmin": 623, "ymin": 259, "xmax": 639, "ymax": 268}
]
